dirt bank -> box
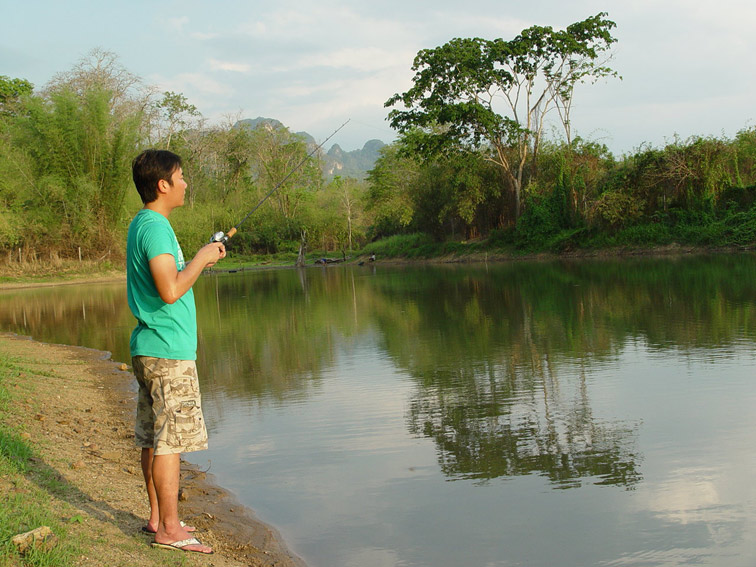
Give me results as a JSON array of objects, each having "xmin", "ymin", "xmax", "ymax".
[{"xmin": 1, "ymin": 333, "xmax": 306, "ymax": 567}]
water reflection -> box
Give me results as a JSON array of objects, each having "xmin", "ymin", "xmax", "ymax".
[
  {"xmin": 0, "ymin": 282, "xmax": 133, "ymax": 362},
  {"xmin": 4, "ymin": 254, "xmax": 756, "ymax": 494},
  {"xmin": 407, "ymin": 364, "xmax": 641, "ymax": 487}
]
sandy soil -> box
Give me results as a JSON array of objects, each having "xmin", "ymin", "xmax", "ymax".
[{"xmin": 1, "ymin": 332, "xmax": 306, "ymax": 567}]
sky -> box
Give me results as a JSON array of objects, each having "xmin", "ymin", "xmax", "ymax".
[{"xmin": 2, "ymin": 0, "xmax": 755, "ymax": 154}]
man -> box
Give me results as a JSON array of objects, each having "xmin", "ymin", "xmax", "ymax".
[{"xmin": 127, "ymin": 149, "xmax": 225, "ymax": 554}]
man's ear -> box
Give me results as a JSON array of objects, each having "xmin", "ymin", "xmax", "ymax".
[{"xmin": 157, "ymin": 178, "xmax": 170, "ymax": 194}]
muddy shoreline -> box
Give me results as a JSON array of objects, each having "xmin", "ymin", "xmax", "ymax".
[
  {"xmin": 3, "ymin": 332, "xmax": 307, "ymax": 567},
  {"xmin": 113, "ymin": 354, "xmax": 308, "ymax": 567}
]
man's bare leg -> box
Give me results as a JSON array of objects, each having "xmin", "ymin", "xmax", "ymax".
[
  {"xmin": 141, "ymin": 448, "xmax": 196, "ymax": 534},
  {"xmin": 141, "ymin": 448, "xmax": 160, "ymax": 531},
  {"xmin": 152, "ymin": 453, "xmax": 212, "ymax": 553}
]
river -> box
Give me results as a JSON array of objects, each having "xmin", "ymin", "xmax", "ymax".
[{"xmin": 5, "ymin": 254, "xmax": 756, "ymax": 566}]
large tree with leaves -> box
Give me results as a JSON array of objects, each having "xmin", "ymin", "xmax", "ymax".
[
  {"xmin": 386, "ymin": 13, "xmax": 619, "ymax": 220},
  {"xmin": 0, "ymin": 52, "xmax": 145, "ymax": 257},
  {"xmin": 0, "ymin": 76, "xmax": 33, "ymax": 116},
  {"xmin": 157, "ymin": 91, "xmax": 201, "ymax": 150}
]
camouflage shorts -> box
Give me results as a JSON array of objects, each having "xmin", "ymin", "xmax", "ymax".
[{"xmin": 132, "ymin": 357, "xmax": 208, "ymax": 455}]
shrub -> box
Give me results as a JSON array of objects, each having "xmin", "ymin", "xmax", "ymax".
[{"xmin": 586, "ymin": 190, "xmax": 646, "ymax": 230}]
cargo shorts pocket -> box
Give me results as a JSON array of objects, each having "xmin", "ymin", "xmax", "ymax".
[
  {"xmin": 174, "ymin": 399, "xmax": 202, "ymax": 435},
  {"xmin": 165, "ymin": 374, "xmax": 208, "ymax": 452}
]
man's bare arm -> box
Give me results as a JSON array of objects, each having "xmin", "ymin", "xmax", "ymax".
[{"xmin": 149, "ymin": 242, "xmax": 226, "ymax": 304}]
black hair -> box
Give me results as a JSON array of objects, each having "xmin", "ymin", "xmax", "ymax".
[{"xmin": 131, "ymin": 149, "xmax": 182, "ymax": 204}]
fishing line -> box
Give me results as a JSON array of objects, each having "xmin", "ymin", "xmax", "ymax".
[
  {"xmin": 210, "ymin": 118, "xmax": 351, "ymax": 244},
  {"xmin": 346, "ymin": 117, "xmax": 396, "ymax": 138}
]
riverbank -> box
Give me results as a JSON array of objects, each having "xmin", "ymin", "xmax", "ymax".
[
  {"xmin": 3, "ymin": 241, "xmax": 751, "ymax": 290},
  {"xmin": 0, "ymin": 333, "xmax": 306, "ymax": 567}
]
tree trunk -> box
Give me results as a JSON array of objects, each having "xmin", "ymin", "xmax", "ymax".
[{"xmin": 296, "ymin": 229, "xmax": 307, "ymax": 267}]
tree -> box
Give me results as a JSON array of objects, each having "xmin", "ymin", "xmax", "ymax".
[
  {"xmin": 332, "ymin": 176, "xmax": 364, "ymax": 251},
  {"xmin": 0, "ymin": 76, "xmax": 33, "ymax": 115},
  {"xmin": 386, "ymin": 13, "xmax": 619, "ymax": 220},
  {"xmin": 47, "ymin": 48, "xmax": 142, "ymax": 102},
  {"xmin": 46, "ymin": 49, "xmax": 155, "ymax": 144},
  {"xmin": 366, "ymin": 144, "xmax": 420, "ymax": 238},
  {"xmin": 17, "ymin": 86, "xmax": 141, "ymax": 249},
  {"xmin": 0, "ymin": 53, "xmax": 145, "ymax": 258},
  {"xmin": 249, "ymin": 123, "xmax": 321, "ymax": 223},
  {"xmin": 157, "ymin": 91, "xmax": 201, "ymax": 150}
]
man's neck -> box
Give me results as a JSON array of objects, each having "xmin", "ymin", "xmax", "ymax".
[{"xmin": 144, "ymin": 199, "xmax": 173, "ymax": 218}]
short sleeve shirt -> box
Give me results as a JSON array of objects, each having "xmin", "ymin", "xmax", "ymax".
[{"xmin": 126, "ymin": 209, "xmax": 197, "ymax": 360}]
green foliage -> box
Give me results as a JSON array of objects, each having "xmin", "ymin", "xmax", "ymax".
[
  {"xmin": 486, "ymin": 227, "xmax": 515, "ymax": 248},
  {"xmin": 515, "ymin": 185, "xmax": 571, "ymax": 250},
  {"xmin": 362, "ymin": 124, "xmax": 756, "ymax": 259},
  {"xmin": 0, "ymin": 57, "xmax": 142, "ymax": 260},
  {"xmin": 0, "ymin": 54, "xmax": 373, "ymax": 266},
  {"xmin": 171, "ymin": 121, "xmax": 332, "ymax": 256},
  {"xmin": 586, "ymin": 190, "xmax": 645, "ymax": 230},
  {"xmin": 7, "ymin": 45, "xmax": 756, "ymax": 269},
  {"xmin": 366, "ymin": 144, "xmax": 419, "ymax": 238},
  {"xmin": 386, "ymin": 13, "xmax": 619, "ymax": 218},
  {"xmin": 362, "ymin": 123, "xmax": 756, "ymax": 258},
  {"xmin": 717, "ymin": 184, "xmax": 756, "ymax": 212},
  {"xmin": 0, "ymin": 76, "xmax": 33, "ymax": 102},
  {"xmin": 156, "ymin": 90, "xmax": 200, "ymax": 150},
  {"xmin": 362, "ymin": 233, "xmax": 435, "ymax": 258},
  {"xmin": 309, "ymin": 177, "xmax": 368, "ymax": 252},
  {"xmin": 0, "ymin": 75, "xmax": 33, "ymax": 117}
]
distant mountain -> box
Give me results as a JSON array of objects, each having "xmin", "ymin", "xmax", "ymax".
[
  {"xmin": 235, "ymin": 116, "xmax": 385, "ymax": 180},
  {"xmin": 236, "ymin": 116, "xmax": 283, "ymax": 131},
  {"xmin": 235, "ymin": 117, "xmax": 313, "ymax": 142},
  {"xmin": 323, "ymin": 140, "xmax": 385, "ymax": 180}
]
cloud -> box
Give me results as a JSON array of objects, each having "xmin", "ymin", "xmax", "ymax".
[
  {"xmin": 191, "ymin": 32, "xmax": 219, "ymax": 41},
  {"xmin": 237, "ymin": 20, "xmax": 267, "ymax": 37},
  {"xmin": 150, "ymin": 72, "xmax": 235, "ymax": 115},
  {"xmin": 293, "ymin": 47, "xmax": 414, "ymax": 73},
  {"xmin": 233, "ymin": 4, "xmax": 417, "ymax": 48},
  {"xmin": 170, "ymin": 73, "xmax": 230, "ymax": 96},
  {"xmin": 208, "ymin": 58, "xmax": 251, "ymax": 73},
  {"xmin": 259, "ymin": 67, "xmax": 409, "ymax": 144},
  {"xmin": 168, "ymin": 16, "xmax": 189, "ymax": 31}
]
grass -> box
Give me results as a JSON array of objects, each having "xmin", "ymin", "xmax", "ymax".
[
  {"xmin": 0, "ymin": 346, "xmax": 200, "ymax": 567},
  {"xmin": 0, "ymin": 355, "xmax": 83, "ymax": 567},
  {"xmin": 0, "ymin": 259, "xmax": 123, "ymax": 285}
]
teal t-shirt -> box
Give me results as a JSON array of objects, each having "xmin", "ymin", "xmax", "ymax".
[{"xmin": 126, "ymin": 209, "xmax": 197, "ymax": 360}]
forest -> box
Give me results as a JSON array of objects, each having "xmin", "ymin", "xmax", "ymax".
[{"xmin": 3, "ymin": 13, "xmax": 756, "ymax": 272}]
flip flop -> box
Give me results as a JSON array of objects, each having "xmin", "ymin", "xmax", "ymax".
[
  {"xmin": 141, "ymin": 520, "xmax": 196, "ymax": 534},
  {"xmin": 151, "ymin": 537, "xmax": 213, "ymax": 554}
]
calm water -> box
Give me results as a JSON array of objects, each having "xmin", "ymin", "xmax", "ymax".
[{"xmin": 5, "ymin": 255, "xmax": 756, "ymax": 566}]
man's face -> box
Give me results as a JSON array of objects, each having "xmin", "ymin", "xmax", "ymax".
[{"xmin": 167, "ymin": 167, "xmax": 187, "ymax": 207}]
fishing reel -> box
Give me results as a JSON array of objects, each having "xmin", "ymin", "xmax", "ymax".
[
  {"xmin": 210, "ymin": 231, "xmax": 228, "ymax": 244},
  {"xmin": 209, "ymin": 227, "xmax": 236, "ymax": 244}
]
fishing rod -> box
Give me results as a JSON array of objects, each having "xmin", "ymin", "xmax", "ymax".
[{"xmin": 209, "ymin": 119, "xmax": 351, "ymax": 245}]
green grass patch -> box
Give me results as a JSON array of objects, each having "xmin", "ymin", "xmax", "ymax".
[
  {"xmin": 362, "ymin": 233, "xmax": 436, "ymax": 258},
  {"xmin": 0, "ymin": 260, "xmax": 122, "ymax": 285},
  {"xmin": 0, "ymin": 355, "xmax": 82, "ymax": 567}
]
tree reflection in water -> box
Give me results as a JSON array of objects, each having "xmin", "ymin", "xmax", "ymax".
[
  {"xmin": 407, "ymin": 363, "xmax": 641, "ymax": 487},
  {"xmin": 5, "ymin": 253, "xmax": 756, "ymax": 491}
]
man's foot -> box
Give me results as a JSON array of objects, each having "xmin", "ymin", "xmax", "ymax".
[
  {"xmin": 151, "ymin": 537, "xmax": 213, "ymax": 554},
  {"xmin": 141, "ymin": 520, "xmax": 195, "ymax": 534}
]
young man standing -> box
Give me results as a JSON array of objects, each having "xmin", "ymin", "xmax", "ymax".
[{"xmin": 127, "ymin": 149, "xmax": 225, "ymax": 554}]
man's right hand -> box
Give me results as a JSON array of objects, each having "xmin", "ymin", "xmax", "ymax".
[{"xmin": 198, "ymin": 242, "xmax": 226, "ymax": 268}]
